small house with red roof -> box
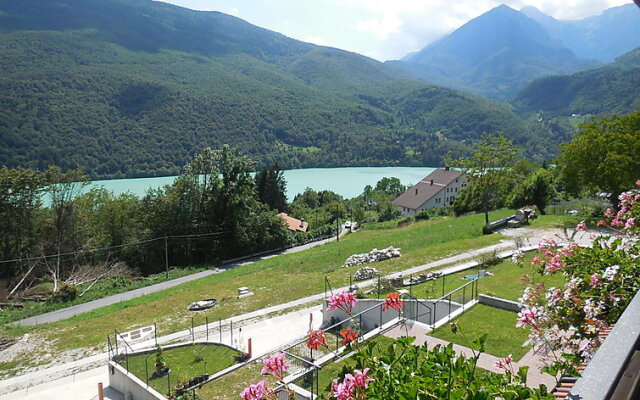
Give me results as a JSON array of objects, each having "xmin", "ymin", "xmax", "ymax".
[{"xmin": 276, "ymin": 213, "xmax": 309, "ymax": 233}]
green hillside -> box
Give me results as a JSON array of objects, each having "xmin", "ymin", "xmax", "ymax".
[
  {"xmin": 0, "ymin": 0, "xmax": 558, "ymax": 178},
  {"xmin": 512, "ymin": 47, "xmax": 640, "ymax": 117}
]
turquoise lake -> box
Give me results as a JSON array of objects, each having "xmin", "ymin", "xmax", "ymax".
[{"xmin": 88, "ymin": 167, "xmax": 438, "ymax": 201}]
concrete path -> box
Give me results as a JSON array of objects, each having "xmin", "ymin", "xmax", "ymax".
[{"xmin": 12, "ymin": 227, "xmax": 349, "ymax": 327}]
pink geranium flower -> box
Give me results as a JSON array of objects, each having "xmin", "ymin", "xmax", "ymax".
[
  {"xmin": 261, "ymin": 353, "xmax": 290, "ymax": 380},
  {"xmin": 240, "ymin": 380, "xmax": 269, "ymax": 400},
  {"xmin": 516, "ymin": 307, "xmax": 540, "ymax": 329},
  {"xmin": 576, "ymin": 220, "xmax": 587, "ymax": 231},
  {"xmin": 327, "ymin": 291, "xmax": 358, "ymax": 313},
  {"xmin": 625, "ymin": 217, "xmax": 635, "ymax": 229},
  {"xmin": 494, "ymin": 354, "xmax": 513, "ymax": 370}
]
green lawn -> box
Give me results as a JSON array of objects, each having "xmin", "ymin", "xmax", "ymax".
[
  {"xmin": 119, "ymin": 343, "xmax": 240, "ymax": 396},
  {"xmin": 0, "ymin": 211, "xmax": 570, "ymax": 375},
  {"xmin": 430, "ymin": 304, "xmax": 531, "ymax": 360},
  {"xmin": 368, "ymin": 252, "xmax": 567, "ymax": 302}
]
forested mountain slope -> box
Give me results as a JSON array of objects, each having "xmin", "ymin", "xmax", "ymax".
[
  {"xmin": 513, "ymin": 47, "xmax": 640, "ymax": 117},
  {"xmin": 0, "ymin": 0, "xmax": 556, "ymax": 178}
]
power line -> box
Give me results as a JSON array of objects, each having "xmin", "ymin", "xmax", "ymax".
[{"xmin": 0, "ymin": 231, "xmax": 230, "ymax": 265}]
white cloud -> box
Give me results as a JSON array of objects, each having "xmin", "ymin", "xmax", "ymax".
[{"xmin": 226, "ymin": 7, "xmax": 240, "ymax": 16}]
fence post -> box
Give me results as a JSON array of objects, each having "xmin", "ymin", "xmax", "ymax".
[
  {"xmin": 167, "ymin": 371, "xmax": 171, "ymax": 397},
  {"xmin": 191, "ymin": 317, "xmax": 195, "ymax": 342},
  {"xmin": 463, "ymin": 286, "xmax": 466, "ymax": 310},
  {"xmin": 379, "ymin": 305, "xmax": 383, "ymax": 330},
  {"xmin": 448, "ymin": 294, "xmax": 452, "ymax": 318},
  {"xmin": 206, "ymin": 316, "xmax": 209, "ymax": 341},
  {"xmin": 442, "ymin": 275, "xmax": 445, "ymax": 297},
  {"xmin": 145, "ymin": 358, "xmax": 149, "ymax": 387},
  {"xmin": 114, "ymin": 329, "xmax": 119, "ymax": 355},
  {"xmin": 125, "ymin": 346, "xmax": 129, "ymax": 372},
  {"xmin": 377, "ymin": 274, "xmax": 381, "ymax": 300},
  {"xmin": 154, "ymin": 323, "xmax": 158, "ymax": 346}
]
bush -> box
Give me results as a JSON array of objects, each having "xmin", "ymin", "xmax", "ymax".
[
  {"xmin": 50, "ymin": 283, "xmax": 78, "ymax": 302},
  {"xmin": 414, "ymin": 210, "xmax": 430, "ymax": 221},
  {"xmin": 397, "ymin": 216, "xmax": 413, "ymax": 227}
]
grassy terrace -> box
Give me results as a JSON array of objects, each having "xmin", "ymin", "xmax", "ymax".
[
  {"xmin": 431, "ymin": 304, "xmax": 532, "ymax": 360},
  {"xmin": 0, "ymin": 211, "xmax": 570, "ymax": 374},
  {"xmin": 119, "ymin": 343, "xmax": 240, "ymax": 396}
]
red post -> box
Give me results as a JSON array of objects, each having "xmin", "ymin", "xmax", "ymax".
[
  {"xmin": 98, "ymin": 382, "xmax": 104, "ymax": 400},
  {"xmin": 247, "ymin": 338, "xmax": 252, "ymax": 359}
]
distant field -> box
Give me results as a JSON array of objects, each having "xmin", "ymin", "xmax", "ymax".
[{"xmin": 0, "ymin": 211, "xmax": 570, "ymax": 375}]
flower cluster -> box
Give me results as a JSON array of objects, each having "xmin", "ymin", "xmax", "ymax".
[
  {"xmin": 340, "ymin": 328, "xmax": 359, "ymax": 346},
  {"xmin": 261, "ymin": 353, "xmax": 290, "ymax": 380},
  {"xmin": 517, "ymin": 182, "xmax": 640, "ymax": 373},
  {"xmin": 306, "ymin": 329, "xmax": 328, "ymax": 350},
  {"xmin": 330, "ymin": 368, "xmax": 374, "ymax": 400},
  {"xmin": 240, "ymin": 380, "xmax": 270, "ymax": 400},
  {"xmin": 327, "ymin": 291, "xmax": 358, "ymax": 314},
  {"xmin": 382, "ymin": 292, "xmax": 404, "ymax": 312},
  {"xmin": 494, "ymin": 354, "xmax": 513, "ymax": 373},
  {"xmin": 599, "ymin": 183, "xmax": 640, "ymax": 233}
]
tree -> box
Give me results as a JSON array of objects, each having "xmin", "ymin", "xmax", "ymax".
[
  {"xmin": 449, "ymin": 133, "xmax": 518, "ymax": 225},
  {"xmin": 255, "ymin": 163, "xmax": 288, "ymax": 212},
  {"xmin": 374, "ymin": 177, "xmax": 406, "ymax": 197},
  {"xmin": 559, "ymin": 111, "xmax": 640, "ymax": 206},
  {"xmin": 507, "ymin": 168, "xmax": 556, "ymax": 214}
]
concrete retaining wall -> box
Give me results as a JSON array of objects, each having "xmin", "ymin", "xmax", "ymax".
[
  {"xmin": 321, "ymin": 298, "xmax": 461, "ymax": 330},
  {"xmin": 109, "ymin": 362, "xmax": 165, "ymax": 400},
  {"xmin": 478, "ymin": 294, "xmax": 520, "ymax": 313}
]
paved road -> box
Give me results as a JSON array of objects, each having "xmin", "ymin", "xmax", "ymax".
[{"xmin": 12, "ymin": 228, "xmax": 349, "ymax": 326}]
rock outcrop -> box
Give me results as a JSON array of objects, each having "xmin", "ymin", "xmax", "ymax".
[{"xmin": 343, "ymin": 246, "xmax": 401, "ymax": 268}]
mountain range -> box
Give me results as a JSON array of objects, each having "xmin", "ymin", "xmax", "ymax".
[
  {"xmin": 0, "ymin": 0, "xmax": 561, "ymax": 178},
  {"xmin": 0, "ymin": 0, "xmax": 637, "ymax": 179},
  {"xmin": 390, "ymin": 3, "xmax": 640, "ymax": 101}
]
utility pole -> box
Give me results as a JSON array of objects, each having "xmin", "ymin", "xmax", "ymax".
[
  {"xmin": 336, "ymin": 203, "xmax": 340, "ymax": 242},
  {"xmin": 164, "ymin": 236, "xmax": 169, "ymax": 279}
]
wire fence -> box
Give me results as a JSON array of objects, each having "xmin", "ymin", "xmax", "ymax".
[
  {"xmin": 545, "ymin": 199, "xmax": 607, "ymax": 216},
  {"xmin": 107, "ymin": 314, "xmax": 251, "ymax": 398}
]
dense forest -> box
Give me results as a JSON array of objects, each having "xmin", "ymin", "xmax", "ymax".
[{"xmin": 0, "ymin": 0, "xmax": 568, "ymax": 179}]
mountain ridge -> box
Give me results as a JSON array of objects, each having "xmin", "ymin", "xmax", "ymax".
[{"xmin": 0, "ymin": 0, "xmax": 561, "ymax": 178}]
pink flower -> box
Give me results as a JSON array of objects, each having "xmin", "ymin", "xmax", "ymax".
[
  {"xmin": 589, "ymin": 273, "xmax": 601, "ymax": 288},
  {"xmin": 351, "ymin": 368, "xmax": 375, "ymax": 389},
  {"xmin": 625, "ymin": 217, "xmax": 635, "ymax": 229},
  {"xmin": 516, "ymin": 307, "xmax": 540, "ymax": 329},
  {"xmin": 261, "ymin": 353, "xmax": 290, "ymax": 380},
  {"xmin": 576, "ymin": 220, "xmax": 588, "ymax": 231},
  {"xmin": 240, "ymin": 380, "xmax": 269, "ymax": 400},
  {"xmin": 531, "ymin": 256, "xmax": 541, "ymax": 266},
  {"xmin": 544, "ymin": 256, "xmax": 563, "ymax": 274},
  {"xmin": 494, "ymin": 354, "xmax": 513, "ymax": 370},
  {"xmin": 306, "ymin": 329, "xmax": 328, "ymax": 350},
  {"xmin": 597, "ymin": 220, "xmax": 608, "ymax": 227},
  {"xmin": 382, "ymin": 292, "xmax": 404, "ymax": 312},
  {"xmin": 636, "ymin": 179, "xmax": 640, "ymax": 186},
  {"xmin": 330, "ymin": 368, "xmax": 374, "ymax": 400},
  {"xmin": 327, "ymin": 291, "xmax": 358, "ymax": 313},
  {"xmin": 611, "ymin": 218, "xmax": 624, "ymax": 227}
]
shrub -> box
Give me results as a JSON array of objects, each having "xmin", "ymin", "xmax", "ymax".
[
  {"xmin": 414, "ymin": 210, "xmax": 430, "ymax": 220},
  {"xmin": 50, "ymin": 283, "xmax": 78, "ymax": 302},
  {"xmin": 397, "ymin": 216, "xmax": 413, "ymax": 227}
]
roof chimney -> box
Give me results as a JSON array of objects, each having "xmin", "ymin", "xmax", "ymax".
[
  {"xmin": 415, "ymin": 188, "xmax": 418, "ymax": 195},
  {"xmin": 430, "ymin": 180, "xmax": 433, "ymax": 185}
]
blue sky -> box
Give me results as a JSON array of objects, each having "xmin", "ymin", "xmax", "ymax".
[{"xmin": 156, "ymin": 0, "xmax": 633, "ymax": 61}]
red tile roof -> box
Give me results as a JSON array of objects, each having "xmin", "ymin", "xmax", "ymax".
[{"xmin": 276, "ymin": 213, "xmax": 309, "ymax": 233}]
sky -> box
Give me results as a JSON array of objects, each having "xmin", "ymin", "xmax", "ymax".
[{"xmin": 157, "ymin": 0, "xmax": 634, "ymax": 61}]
